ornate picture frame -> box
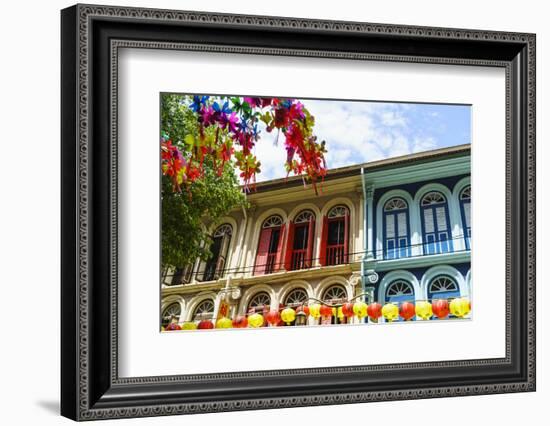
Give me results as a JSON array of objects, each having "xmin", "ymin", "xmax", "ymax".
[{"xmin": 61, "ymin": 4, "xmax": 535, "ymax": 421}]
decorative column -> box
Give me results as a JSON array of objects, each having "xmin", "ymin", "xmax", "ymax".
[{"xmin": 364, "ymin": 185, "xmax": 375, "ymax": 261}]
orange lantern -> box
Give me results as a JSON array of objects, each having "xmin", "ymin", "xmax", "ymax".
[
  {"xmin": 197, "ymin": 320, "xmax": 214, "ymax": 330},
  {"xmin": 367, "ymin": 302, "xmax": 383, "ymax": 320},
  {"xmin": 265, "ymin": 310, "xmax": 281, "ymax": 326},
  {"xmin": 165, "ymin": 322, "xmax": 181, "ymax": 331},
  {"xmin": 432, "ymin": 299, "xmax": 450, "ymax": 319},
  {"xmin": 342, "ymin": 302, "xmax": 355, "ymax": 318},
  {"xmin": 399, "ymin": 302, "xmax": 416, "ymax": 321},
  {"xmin": 320, "ymin": 304, "xmax": 332, "ymax": 318},
  {"xmin": 232, "ymin": 315, "xmax": 248, "ymax": 328}
]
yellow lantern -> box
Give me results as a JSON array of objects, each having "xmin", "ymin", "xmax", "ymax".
[
  {"xmin": 247, "ymin": 313, "xmax": 264, "ymax": 328},
  {"xmin": 281, "ymin": 307, "xmax": 296, "ymax": 325},
  {"xmin": 450, "ymin": 297, "xmax": 471, "ymax": 318},
  {"xmin": 336, "ymin": 307, "xmax": 345, "ymax": 320},
  {"xmin": 181, "ymin": 322, "xmax": 197, "ymax": 330},
  {"xmin": 415, "ymin": 301, "xmax": 433, "ymax": 320},
  {"xmin": 382, "ymin": 303, "xmax": 399, "ymax": 322},
  {"xmin": 216, "ymin": 317, "xmax": 233, "ymax": 329},
  {"xmin": 353, "ymin": 301, "xmax": 368, "ymax": 319},
  {"xmin": 309, "ymin": 303, "xmax": 321, "ymax": 319}
]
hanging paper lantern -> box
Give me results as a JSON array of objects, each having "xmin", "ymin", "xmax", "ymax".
[
  {"xmin": 165, "ymin": 322, "xmax": 181, "ymax": 331},
  {"xmin": 450, "ymin": 297, "xmax": 471, "ymax": 318},
  {"xmin": 247, "ymin": 313, "xmax": 264, "ymax": 328},
  {"xmin": 367, "ymin": 302, "xmax": 383, "ymax": 320},
  {"xmin": 216, "ymin": 317, "xmax": 233, "ymax": 329},
  {"xmin": 342, "ymin": 302, "xmax": 355, "ymax": 318},
  {"xmin": 353, "ymin": 301, "xmax": 368, "ymax": 319},
  {"xmin": 336, "ymin": 307, "xmax": 345, "ymax": 320},
  {"xmin": 309, "ymin": 303, "xmax": 321, "ymax": 319},
  {"xmin": 281, "ymin": 307, "xmax": 296, "ymax": 324},
  {"xmin": 181, "ymin": 322, "xmax": 197, "ymax": 330},
  {"xmin": 232, "ymin": 315, "xmax": 248, "ymax": 328},
  {"xmin": 265, "ymin": 310, "xmax": 281, "ymax": 326},
  {"xmin": 382, "ymin": 303, "xmax": 399, "ymax": 322},
  {"xmin": 415, "ymin": 301, "xmax": 433, "ymax": 320},
  {"xmin": 399, "ymin": 301, "xmax": 416, "ymax": 321},
  {"xmin": 320, "ymin": 304, "xmax": 332, "ymax": 318},
  {"xmin": 197, "ymin": 320, "xmax": 214, "ymax": 330},
  {"xmin": 432, "ymin": 299, "xmax": 450, "ymax": 319}
]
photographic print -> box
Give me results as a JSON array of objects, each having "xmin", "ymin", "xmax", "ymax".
[{"xmin": 160, "ymin": 94, "xmax": 472, "ymax": 331}]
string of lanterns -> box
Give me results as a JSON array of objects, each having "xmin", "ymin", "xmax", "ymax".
[{"xmin": 163, "ymin": 297, "xmax": 471, "ymax": 331}]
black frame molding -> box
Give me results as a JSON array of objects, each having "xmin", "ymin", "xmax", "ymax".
[{"xmin": 61, "ymin": 4, "xmax": 536, "ymax": 421}]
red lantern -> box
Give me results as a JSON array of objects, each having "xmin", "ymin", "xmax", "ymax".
[
  {"xmin": 165, "ymin": 322, "xmax": 181, "ymax": 331},
  {"xmin": 342, "ymin": 302, "xmax": 355, "ymax": 318},
  {"xmin": 303, "ymin": 305, "xmax": 310, "ymax": 316},
  {"xmin": 432, "ymin": 299, "xmax": 450, "ymax": 319},
  {"xmin": 232, "ymin": 316, "xmax": 248, "ymax": 328},
  {"xmin": 399, "ymin": 302, "xmax": 416, "ymax": 321},
  {"xmin": 197, "ymin": 320, "xmax": 214, "ymax": 330},
  {"xmin": 367, "ymin": 302, "xmax": 383, "ymax": 320},
  {"xmin": 320, "ymin": 304, "xmax": 332, "ymax": 318},
  {"xmin": 265, "ymin": 310, "xmax": 281, "ymax": 326}
]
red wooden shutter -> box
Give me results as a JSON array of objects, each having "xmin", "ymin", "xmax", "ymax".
[
  {"xmin": 306, "ymin": 218, "xmax": 315, "ymax": 267},
  {"xmin": 254, "ymin": 228, "xmax": 272, "ymax": 275},
  {"xmin": 275, "ymin": 224, "xmax": 286, "ymax": 271},
  {"xmin": 319, "ymin": 215, "xmax": 328, "ymax": 266},
  {"xmin": 284, "ymin": 221, "xmax": 295, "ymax": 271},
  {"xmin": 343, "ymin": 211, "xmax": 350, "ymax": 263}
]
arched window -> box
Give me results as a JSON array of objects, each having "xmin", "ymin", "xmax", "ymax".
[
  {"xmin": 254, "ymin": 216, "xmax": 285, "ymax": 275},
  {"xmin": 385, "ymin": 280, "xmax": 415, "ymax": 304},
  {"xmin": 320, "ymin": 205, "xmax": 349, "ymax": 266},
  {"xmin": 247, "ymin": 292, "xmax": 271, "ymax": 318},
  {"xmin": 322, "ymin": 284, "xmax": 347, "ymax": 324},
  {"xmin": 285, "ymin": 210, "xmax": 315, "ymax": 271},
  {"xmin": 170, "ymin": 264, "xmax": 194, "ymax": 285},
  {"xmin": 202, "ymin": 224, "xmax": 233, "ymax": 281},
  {"xmin": 322, "ymin": 285, "xmax": 347, "ymax": 303},
  {"xmin": 428, "ymin": 276, "xmax": 460, "ymax": 301},
  {"xmin": 161, "ymin": 303, "xmax": 181, "ymax": 328},
  {"xmin": 420, "ymin": 191, "xmax": 453, "ymax": 254},
  {"xmin": 192, "ymin": 299, "xmax": 215, "ymax": 322},
  {"xmin": 460, "ymin": 186, "xmax": 471, "ymax": 250},
  {"xmin": 383, "ymin": 198, "xmax": 410, "ymax": 259},
  {"xmin": 284, "ymin": 288, "xmax": 309, "ymax": 308}
]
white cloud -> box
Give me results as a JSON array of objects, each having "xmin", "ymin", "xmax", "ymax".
[{"xmin": 247, "ymin": 100, "xmax": 453, "ymax": 182}]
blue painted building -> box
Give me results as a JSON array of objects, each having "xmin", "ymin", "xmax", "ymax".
[{"xmin": 360, "ymin": 146, "xmax": 471, "ymax": 308}]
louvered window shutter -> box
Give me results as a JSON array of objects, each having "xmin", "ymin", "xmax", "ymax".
[
  {"xmin": 319, "ymin": 215, "xmax": 328, "ymax": 266},
  {"xmin": 253, "ymin": 228, "xmax": 272, "ymax": 275},
  {"xmin": 284, "ymin": 221, "xmax": 295, "ymax": 271},
  {"xmin": 275, "ymin": 224, "xmax": 286, "ymax": 271},
  {"xmin": 344, "ymin": 211, "xmax": 350, "ymax": 263},
  {"xmin": 306, "ymin": 218, "xmax": 315, "ymax": 267}
]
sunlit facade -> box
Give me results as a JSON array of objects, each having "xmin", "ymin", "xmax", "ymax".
[{"xmin": 161, "ymin": 144, "xmax": 471, "ymax": 327}]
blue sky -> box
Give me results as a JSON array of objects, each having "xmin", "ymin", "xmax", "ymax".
[{"xmin": 251, "ymin": 100, "xmax": 471, "ymax": 182}]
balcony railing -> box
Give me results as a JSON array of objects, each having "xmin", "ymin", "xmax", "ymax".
[
  {"xmin": 291, "ymin": 249, "xmax": 309, "ymax": 270},
  {"xmin": 264, "ymin": 253, "xmax": 277, "ymax": 274},
  {"xmin": 326, "ymin": 244, "xmax": 346, "ymax": 266},
  {"xmin": 201, "ymin": 255, "xmax": 226, "ymax": 282}
]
